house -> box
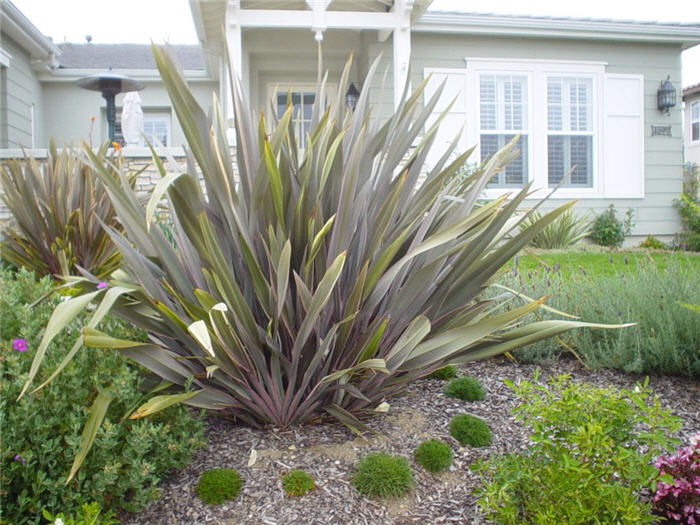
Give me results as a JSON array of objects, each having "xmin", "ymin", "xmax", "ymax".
[
  {"xmin": 2, "ymin": 0, "xmax": 700, "ymax": 242},
  {"xmin": 684, "ymin": 83, "xmax": 700, "ymax": 165}
]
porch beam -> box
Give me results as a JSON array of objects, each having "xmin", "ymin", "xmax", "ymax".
[{"xmin": 236, "ymin": 9, "xmax": 400, "ymax": 30}]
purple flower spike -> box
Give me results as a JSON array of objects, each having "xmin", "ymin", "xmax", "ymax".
[
  {"xmin": 13, "ymin": 454, "xmax": 25, "ymax": 465},
  {"xmin": 97, "ymin": 281, "xmax": 108, "ymax": 290},
  {"xmin": 12, "ymin": 338, "xmax": 27, "ymax": 352}
]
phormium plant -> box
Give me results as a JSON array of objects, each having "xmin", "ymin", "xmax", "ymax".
[
  {"xmin": 0, "ymin": 142, "xmax": 133, "ymax": 279},
  {"xmin": 22, "ymin": 45, "xmax": 626, "ymax": 477}
]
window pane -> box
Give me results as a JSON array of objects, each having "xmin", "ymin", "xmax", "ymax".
[
  {"xmin": 570, "ymin": 78, "xmax": 591, "ymax": 131},
  {"xmin": 505, "ymin": 135, "xmax": 527, "ymax": 185},
  {"xmin": 504, "ymin": 79, "xmax": 525, "ymax": 130},
  {"xmin": 482, "ymin": 134, "xmax": 527, "ymax": 187},
  {"xmin": 547, "ymin": 78, "xmax": 563, "ymax": 131},
  {"xmin": 692, "ymin": 101, "xmax": 699, "ymax": 120},
  {"xmin": 692, "ymin": 122, "xmax": 699, "ymax": 142},
  {"xmin": 277, "ymin": 93, "xmax": 287, "ymax": 118},
  {"xmin": 548, "ymin": 135, "xmax": 592, "ymax": 187},
  {"xmin": 548, "ymin": 135, "xmax": 565, "ymax": 185},
  {"xmin": 480, "ymin": 76, "xmax": 497, "ymax": 130}
]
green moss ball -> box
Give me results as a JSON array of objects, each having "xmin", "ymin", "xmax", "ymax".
[
  {"xmin": 196, "ymin": 468, "xmax": 242, "ymax": 504},
  {"xmin": 352, "ymin": 452, "xmax": 413, "ymax": 499},
  {"xmin": 281, "ymin": 469, "xmax": 315, "ymax": 497},
  {"xmin": 414, "ymin": 439, "xmax": 453, "ymax": 472},
  {"xmin": 449, "ymin": 414, "xmax": 492, "ymax": 447},
  {"xmin": 444, "ymin": 376, "xmax": 486, "ymax": 401},
  {"xmin": 426, "ymin": 365, "xmax": 458, "ymax": 380}
]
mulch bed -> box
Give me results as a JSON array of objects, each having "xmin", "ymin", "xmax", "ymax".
[{"xmin": 122, "ymin": 358, "xmax": 699, "ymax": 525}]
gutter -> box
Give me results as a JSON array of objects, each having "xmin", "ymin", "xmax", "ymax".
[{"xmin": 416, "ymin": 12, "xmax": 700, "ymax": 49}]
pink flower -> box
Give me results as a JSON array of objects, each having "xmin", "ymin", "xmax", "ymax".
[
  {"xmin": 12, "ymin": 338, "xmax": 27, "ymax": 352},
  {"xmin": 97, "ymin": 281, "xmax": 107, "ymax": 290}
]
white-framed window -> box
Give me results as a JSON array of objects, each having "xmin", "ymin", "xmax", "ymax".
[
  {"xmin": 692, "ymin": 100, "xmax": 700, "ymax": 143},
  {"xmin": 111, "ymin": 110, "xmax": 171, "ymax": 147},
  {"xmin": 267, "ymin": 83, "xmax": 336, "ymax": 149},
  {"xmin": 547, "ymin": 76, "xmax": 594, "ymax": 187},
  {"xmin": 479, "ymin": 74, "xmax": 529, "ymax": 187}
]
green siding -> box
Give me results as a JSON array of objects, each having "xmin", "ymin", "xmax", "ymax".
[{"xmin": 0, "ymin": 36, "xmax": 43, "ymax": 148}]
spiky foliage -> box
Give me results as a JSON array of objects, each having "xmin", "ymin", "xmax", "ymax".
[
  {"xmin": 196, "ymin": 468, "xmax": 242, "ymax": 504},
  {"xmin": 426, "ymin": 365, "xmax": 458, "ymax": 380},
  {"xmin": 414, "ymin": 439, "xmax": 453, "ymax": 472},
  {"xmin": 450, "ymin": 414, "xmax": 492, "ymax": 447},
  {"xmin": 443, "ymin": 376, "xmax": 486, "ymax": 401},
  {"xmin": 0, "ymin": 142, "xmax": 130, "ymax": 279},
  {"xmin": 22, "ymin": 46, "xmax": 628, "ymax": 478},
  {"xmin": 281, "ymin": 469, "xmax": 315, "ymax": 497},
  {"xmin": 518, "ymin": 209, "xmax": 590, "ymax": 249},
  {"xmin": 352, "ymin": 453, "xmax": 413, "ymax": 499}
]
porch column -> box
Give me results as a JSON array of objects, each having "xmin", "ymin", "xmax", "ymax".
[
  {"xmin": 225, "ymin": 0, "xmax": 243, "ymax": 143},
  {"xmin": 393, "ymin": 0, "xmax": 413, "ymax": 108}
]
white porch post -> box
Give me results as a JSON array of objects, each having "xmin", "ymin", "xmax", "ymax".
[
  {"xmin": 225, "ymin": 0, "xmax": 243, "ymax": 143},
  {"xmin": 393, "ymin": 0, "xmax": 413, "ymax": 108}
]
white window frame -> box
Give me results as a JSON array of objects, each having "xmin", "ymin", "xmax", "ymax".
[
  {"xmin": 141, "ymin": 112, "xmax": 172, "ymax": 148},
  {"xmin": 691, "ymin": 100, "xmax": 700, "ymax": 144},
  {"xmin": 108, "ymin": 109, "xmax": 172, "ymax": 147},
  {"xmin": 478, "ymin": 72, "xmax": 532, "ymax": 188},
  {"xmin": 546, "ymin": 74, "xmax": 596, "ymax": 188},
  {"xmin": 267, "ymin": 82, "xmax": 337, "ymax": 149},
  {"xmin": 465, "ymin": 58, "xmax": 606, "ymax": 200}
]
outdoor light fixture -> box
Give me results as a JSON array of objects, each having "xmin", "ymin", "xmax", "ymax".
[
  {"xmin": 76, "ymin": 70, "xmax": 145, "ymax": 142},
  {"xmin": 657, "ymin": 75, "xmax": 676, "ymax": 114},
  {"xmin": 345, "ymin": 82, "xmax": 360, "ymax": 110}
]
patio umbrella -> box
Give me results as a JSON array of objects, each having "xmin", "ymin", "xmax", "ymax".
[{"xmin": 121, "ymin": 91, "xmax": 144, "ymax": 147}]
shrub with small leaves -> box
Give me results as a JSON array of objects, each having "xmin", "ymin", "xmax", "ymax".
[
  {"xmin": 196, "ymin": 468, "xmax": 243, "ymax": 505},
  {"xmin": 472, "ymin": 372, "xmax": 682, "ymax": 525},
  {"xmin": 449, "ymin": 414, "xmax": 492, "ymax": 447},
  {"xmin": 281, "ymin": 469, "xmax": 315, "ymax": 497},
  {"xmin": 414, "ymin": 439, "xmax": 453, "ymax": 473},
  {"xmin": 426, "ymin": 365, "xmax": 458, "ymax": 380},
  {"xmin": 41, "ymin": 502, "xmax": 117, "ymax": 525},
  {"xmin": 0, "ymin": 268, "xmax": 205, "ymax": 524},
  {"xmin": 639, "ymin": 235, "xmax": 666, "ymax": 250},
  {"xmin": 444, "ymin": 376, "xmax": 485, "ymax": 401},
  {"xmin": 590, "ymin": 205, "xmax": 634, "ymax": 248},
  {"xmin": 652, "ymin": 437, "xmax": 700, "ymax": 524},
  {"xmin": 352, "ymin": 453, "xmax": 413, "ymax": 499}
]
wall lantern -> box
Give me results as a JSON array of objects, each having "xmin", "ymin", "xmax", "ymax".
[
  {"xmin": 345, "ymin": 82, "xmax": 360, "ymax": 111},
  {"xmin": 657, "ymin": 75, "xmax": 676, "ymax": 114}
]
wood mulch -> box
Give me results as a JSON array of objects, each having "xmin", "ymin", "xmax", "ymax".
[{"xmin": 121, "ymin": 358, "xmax": 699, "ymax": 525}]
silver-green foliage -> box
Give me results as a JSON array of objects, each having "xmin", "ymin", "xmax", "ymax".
[
  {"xmin": 22, "ymin": 46, "xmax": 625, "ymax": 477},
  {"xmin": 518, "ymin": 209, "xmax": 590, "ymax": 249}
]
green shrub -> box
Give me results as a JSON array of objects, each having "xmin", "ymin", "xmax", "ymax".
[
  {"xmin": 352, "ymin": 453, "xmax": 413, "ymax": 499},
  {"xmin": 443, "ymin": 376, "xmax": 485, "ymax": 401},
  {"xmin": 281, "ymin": 469, "xmax": 315, "ymax": 497},
  {"xmin": 674, "ymin": 163, "xmax": 700, "ymax": 251},
  {"xmin": 519, "ymin": 209, "xmax": 590, "ymax": 249},
  {"xmin": 196, "ymin": 468, "xmax": 243, "ymax": 505},
  {"xmin": 638, "ymin": 235, "xmax": 666, "ymax": 250},
  {"xmin": 449, "ymin": 414, "xmax": 492, "ymax": 447},
  {"xmin": 590, "ymin": 205, "xmax": 634, "ymax": 247},
  {"xmin": 0, "ymin": 267, "xmax": 205, "ymax": 524},
  {"xmin": 472, "ymin": 373, "xmax": 681, "ymax": 525},
  {"xmin": 414, "ymin": 439, "xmax": 453, "ymax": 472},
  {"xmin": 494, "ymin": 260, "xmax": 700, "ymax": 377},
  {"xmin": 41, "ymin": 502, "xmax": 117, "ymax": 525},
  {"xmin": 0, "ymin": 142, "xmax": 129, "ymax": 279},
  {"xmin": 426, "ymin": 365, "xmax": 458, "ymax": 380}
]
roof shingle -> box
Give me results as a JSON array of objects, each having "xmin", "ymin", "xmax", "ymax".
[{"xmin": 56, "ymin": 43, "xmax": 205, "ymax": 70}]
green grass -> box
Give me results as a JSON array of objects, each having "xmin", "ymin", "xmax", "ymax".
[{"xmin": 508, "ymin": 249, "xmax": 700, "ymax": 278}]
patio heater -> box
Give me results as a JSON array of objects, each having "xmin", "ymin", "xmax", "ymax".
[{"xmin": 76, "ymin": 70, "xmax": 145, "ymax": 142}]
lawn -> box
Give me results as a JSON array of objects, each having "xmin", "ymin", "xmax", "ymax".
[{"xmin": 507, "ymin": 248, "xmax": 700, "ymax": 277}]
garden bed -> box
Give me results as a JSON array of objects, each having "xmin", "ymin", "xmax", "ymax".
[{"xmin": 123, "ymin": 357, "xmax": 699, "ymax": 525}]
